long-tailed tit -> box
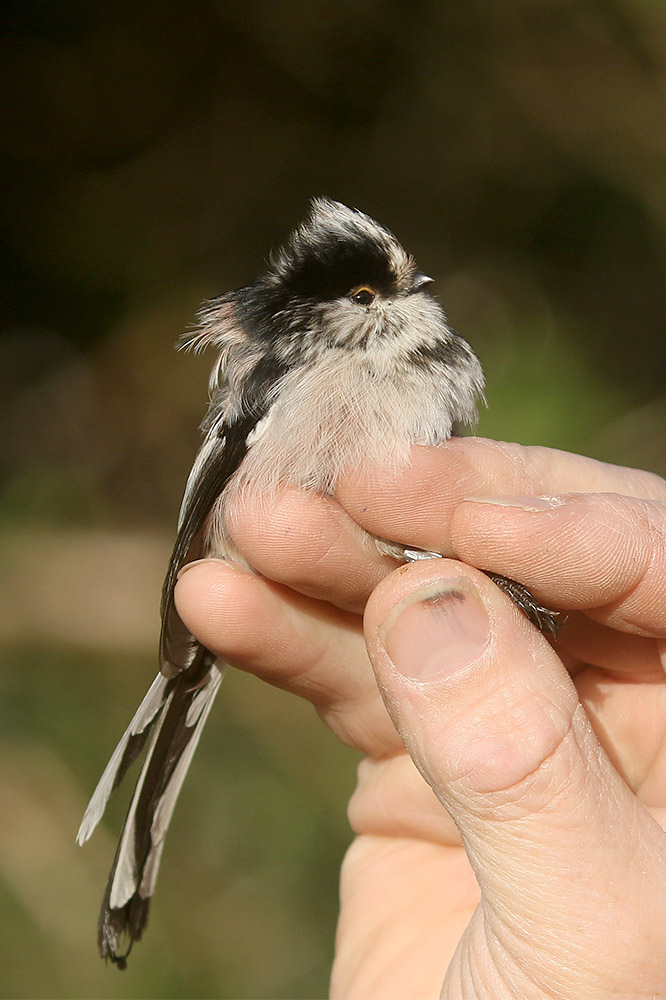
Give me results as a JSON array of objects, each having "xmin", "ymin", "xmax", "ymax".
[{"xmin": 77, "ymin": 198, "xmax": 563, "ymax": 968}]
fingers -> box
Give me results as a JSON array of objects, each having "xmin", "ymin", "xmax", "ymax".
[
  {"xmin": 224, "ymin": 439, "xmax": 666, "ymax": 617},
  {"xmin": 363, "ymin": 560, "xmax": 666, "ymax": 996},
  {"xmin": 336, "ymin": 437, "xmax": 666, "ymax": 553},
  {"xmin": 174, "ymin": 559, "xmax": 401, "ymax": 755},
  {"xmin": 225, "ymin": 486, "xmax": 396, "ymax": 613},
  {"xmin": 450, "ymin": 492, "xmax": 666, "ymax": 636}
]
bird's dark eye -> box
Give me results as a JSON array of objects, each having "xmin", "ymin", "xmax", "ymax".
[{"xmin": 350, "ymin": 286, "xmax": 376, "ymax": 307}]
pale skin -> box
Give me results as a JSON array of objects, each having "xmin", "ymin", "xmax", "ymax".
[{"xmin": 174, "ymin": 437, "xmax": 666, "ymax": 1000}]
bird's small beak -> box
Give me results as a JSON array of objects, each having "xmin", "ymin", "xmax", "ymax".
[{"xmin": 411, "ymin": 272, "xmax": 434, "ymax": 291}]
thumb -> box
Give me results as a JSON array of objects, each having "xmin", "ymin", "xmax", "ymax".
[{"xmin": 363, "ymin": 560, "xmax": 666, "ymax": 999}]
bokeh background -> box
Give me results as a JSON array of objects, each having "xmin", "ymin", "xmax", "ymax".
[{"xmin": 2, "ymin": 1, "xmax": 666, "ymax": 997}]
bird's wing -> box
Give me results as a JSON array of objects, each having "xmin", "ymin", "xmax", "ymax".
[
  {"xmin": 77, "ymin": 407, "xmax": 257, "ymax": 852},
  {"xmin": 158, "ymin": 410, "xmax": 257, "ymax": 676}
]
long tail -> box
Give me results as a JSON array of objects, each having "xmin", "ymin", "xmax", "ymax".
[{"xmin": 77, "ymin": 647, "xmax": 224, "ymax": 968}]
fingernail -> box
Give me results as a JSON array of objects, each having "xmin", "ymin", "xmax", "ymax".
[
  {"xmin": 176, "ymin": 557, "xmax": 226, "ymax": 580},
  {"xmin": 463, "ymin": 495, "xmax": 562, "ymax": 511},
  {"xmin": 379, "ymin": 578, "xmax": 489, "ymax": 682}
]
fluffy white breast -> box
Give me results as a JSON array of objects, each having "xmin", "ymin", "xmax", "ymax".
[{"xmin": 232, "ymin": 339, "xmax": 479, "ymax": 497}]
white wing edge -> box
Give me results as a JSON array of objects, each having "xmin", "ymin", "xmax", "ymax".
[
  {"xmin": 76, "ymin": 673, "xmax": 170, "ymax": 846},
  {"xmin": 176, "ymin": 427, "xmax": 219, "ymax": 531}
]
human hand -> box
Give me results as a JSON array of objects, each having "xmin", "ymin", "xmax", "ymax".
[{"xmin": 175, "ymin": 438, "xmax": 666, "ymax": 999}]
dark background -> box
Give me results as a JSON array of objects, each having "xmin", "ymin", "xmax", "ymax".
[{"xmin": 2, "ymin": 1, "xmax": 666, "ymax": 997}]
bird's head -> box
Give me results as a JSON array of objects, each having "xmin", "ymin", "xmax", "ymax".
[{"xmin": 233, "ymin": 198, "xmax": 441, "ymax": 359}]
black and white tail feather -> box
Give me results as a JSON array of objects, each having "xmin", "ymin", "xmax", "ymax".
[
  {"xmin": 76, "ymin": 410, "xmax": 249, "ymax": 966},
  {"xmin": 77, "ymin": 388, "xmax": 265, "ymax": 966},
  {"xmin": 78, "ymin": 197, "xmax": 563, "ymax": 968},
  {"xmin": 77, "ymin": 654, "xmax": 222, "ymax": 967}
]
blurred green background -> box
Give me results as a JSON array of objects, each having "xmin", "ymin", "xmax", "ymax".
[{"xmin": 2, "ymin": 1, "xmax": 666, "ymax": 997}]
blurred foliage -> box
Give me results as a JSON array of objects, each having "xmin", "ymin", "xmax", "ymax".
[{"xmin": 2, "ymin": 0, "xmax": 666, "ymax": 997}]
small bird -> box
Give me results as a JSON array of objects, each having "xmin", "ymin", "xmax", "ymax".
[{"xmin": 77, "ymin": 198, "xmax": 563, "ymax": 968}]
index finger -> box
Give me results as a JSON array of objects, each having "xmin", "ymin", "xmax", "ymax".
[
  {"xmin": 336, "ymin": 437, "xmax": 666, "ymax": 554},
  {"xmin": 450, "ymin": 491, "xmax": 666, "ymax": 637}
]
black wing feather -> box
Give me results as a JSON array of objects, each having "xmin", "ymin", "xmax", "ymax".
[{"xmin": 159, "ymin": 412, "xmax": 257, "ymax": 675}]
